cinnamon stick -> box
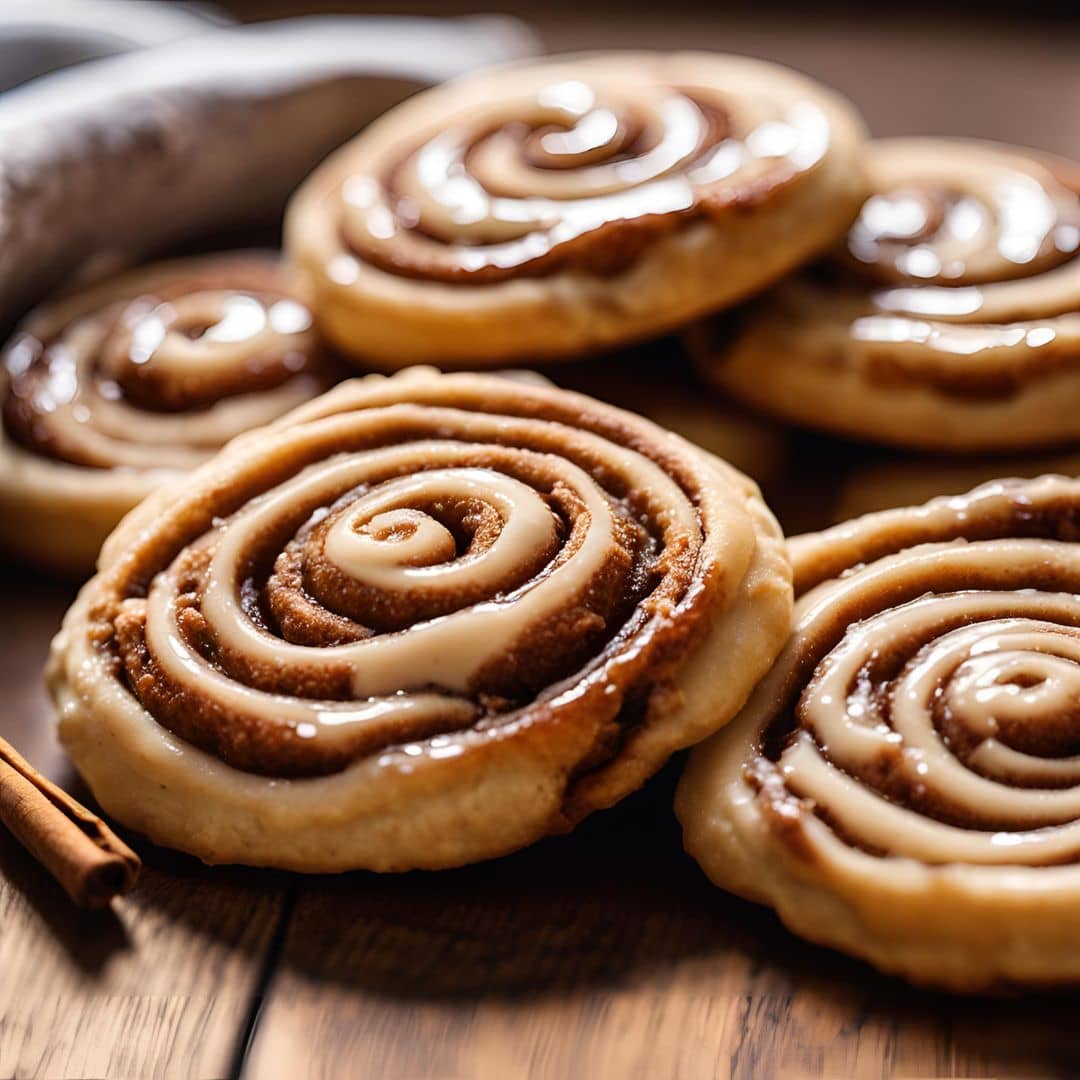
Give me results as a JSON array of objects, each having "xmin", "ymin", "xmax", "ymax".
[{"xmin": 0, "ymin": 736, "xmax": 140, "ymax": 907}]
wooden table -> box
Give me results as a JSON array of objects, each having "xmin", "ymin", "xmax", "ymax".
[{"xmin": 3, "ymin": 7, "xmax": 1080, "ymax": 1079}]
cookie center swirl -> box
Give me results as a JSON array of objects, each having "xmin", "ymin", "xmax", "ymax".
[
  {"xmin": 103, "ymin": 373, "xmax": 748, "ymax": 781},
  {"xmin": 187, "ymin": 449, "xmax": 627, "ymax": 700},
  {"xmin": 107, "ymin": 291, "xmax": 314, "ymax": 409},
  {"xmin": 2, "ymin": 258, "xmax": 330, "ymax": 471},
  {"xmin": 944, "ymin": 629, "xmax": 1080, "ymax": 762},
  {"xmin": 321, "ymin": 469, "xmax": 557, "ymax": 591},
  {"xmin": 800, "ymin": 596, "xmax": 1080, "ymax": 797},
  {"xmin": 776, "ymin": 586, "xmax": 1080, "ymax": 865},
  {"xmin": 752, "ymin": 480, "xmax": 1080, "ymax": 868},
  {"xmin": 814, "ymin": 143, "xmax": 1080, "ymax": 393},
  {"xmin": 335, "ymin": 74, "xmax": 832, "ymax": 283}
]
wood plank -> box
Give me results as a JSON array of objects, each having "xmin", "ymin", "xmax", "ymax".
[
  {"xmin": 0, "ymin": 575, "xmax": 286, "ymax": 1080},
  {"xmin": 242, "ymin": 765, "xmax": 1080, "ymax": 1079}
]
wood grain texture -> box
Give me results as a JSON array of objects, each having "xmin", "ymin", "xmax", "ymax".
[
  {"xmin": 241, "ymin": 766, "xmax": 1080, "ymax": 1080},
  {"xmin": 0, "ymin": 577, "xmax": 287, "ymax": 1080}
]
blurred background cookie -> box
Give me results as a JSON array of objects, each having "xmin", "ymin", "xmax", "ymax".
[
  {"xmin": 0, "ymin": 252, "xmax": 337, "ymax": 575},
  {"xmin": 691, "ymin": 138, "xmax": 1080, "ymax": 452},
  {"xmin": 286, "ymin": 51, "xmax": 867, "ymax": 368}
]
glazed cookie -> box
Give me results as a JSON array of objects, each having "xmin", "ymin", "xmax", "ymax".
[
  {"xmin": 678, "ymin": 475, "xmax": 1080, "ymax": 991},
  {"xmin": 285, "ymin": 52, "xmax": 867, "ymax": 368},
  {"xmin": 692, "ymin": 139, "xmax": 1080, "ymax": 452},
  {"xmin": 49, "ymin": 368, "xmax": 792, "ymax": 872},
  {"xmin": 0, "ymin": 253, "xmax": 335, "ymax": 575}
]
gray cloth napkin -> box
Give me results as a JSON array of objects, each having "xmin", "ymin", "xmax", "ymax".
[
  {"xmin": 0, "ymin": 1, "xmax": 229, "ymax": 91},
  {"xmin": 0, "ymin": 10, "xmax": 538, "ymax": 324}
]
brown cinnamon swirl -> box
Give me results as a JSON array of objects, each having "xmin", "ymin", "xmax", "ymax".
[
  {"xmin": 678, "ymin": 475, "xmax": 1080, "ymax": 990},
  {"xmin": 0, "ymin": 253, "xmax": 334, "ymax": 575},
  {"xmin": 48, "ymin": 368, "xmax": 792, "ymax": 872},
  {"xmin": 690, "ymin": 138, "xmax": 1080, "ymax": 452},
  {"xmin": 284, "ymin": 52, "xmax": 867, "ymax": 369}
]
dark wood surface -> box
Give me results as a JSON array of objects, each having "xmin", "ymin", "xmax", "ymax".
[{"xmin": 3, "ymin": 7, "xmax": 1080, "ymax": 1079}]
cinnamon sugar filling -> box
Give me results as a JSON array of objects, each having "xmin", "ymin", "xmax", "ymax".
[
  {"xmin": 750, "ymin": 477, "xmax": 1080, "ymax": 867},
  {"xmin": 1, "ymin": 256, "xmax": 332, "ymax": 470},
  {"xmin": 97, "ymin": 379, "xmax": 727, "ymax": 779},
  {"xmin": 331, "ymin": 79, "xmax": 828, "ymax": 284}
]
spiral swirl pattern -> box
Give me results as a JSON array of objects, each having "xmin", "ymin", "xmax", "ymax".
[
  {"xmin": 49, "ymin": 368, "xmax": 791, "ymax": 870},
  {"xmin": 329, "ymin": 73, "xmax": 827, "ymax": 285},
  {"xmin": 678, "ymin": 475, "xmax": 1080, "ymax": 989},
  {"xmin": 2, "ymin": 253, "xmax": 329, "ymax": 471},
  {"xmin": 693, "ymin": 139, "xmax": 1080, "ymax": 451},
  {"xmin": 285, "ymin": 52, "xmax": 867, "ymax": 367},
  {"xmin": 845, "ymin": 141, "xmax": 1080, "ymax": 387},
  {"xmin": 0, "ymin": 252, "xmax": 336, "ymax": 575}
]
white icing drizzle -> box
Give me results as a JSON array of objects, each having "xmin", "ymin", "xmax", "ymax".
[
  {"xmin": 758, "ymin": 524, "xmax": 1080, "ymax": 868},
  {"xmin": 322, "ymin": 467, "xmax": 558, "ymax": 592},
  {"xmin": 338, "ymin": 66, "xmax": 831, "ymax": 279},
  {"xmin": 141, "ymin": 583, "xmax": 475, "ymax": 749},
  {"xmin": 3, "ymin": 265, "xmax": 324, "ymax": 471},
  {"xmin": 845, "ymin": 140, "xmax": 1080, "ymax": 368},
  {"xmin": 131, "ymin": 392, "xmax": 710, "ymax": 762},
  {"xmin": 191, "ymin": 444, "xmax": 620, "ymax": 697},
  {"xmin": 113, "ymin": 291, "xmax": 311, "ymax": 379}
]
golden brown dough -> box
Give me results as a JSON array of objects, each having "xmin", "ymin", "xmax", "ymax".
[
  {"xmin": 285, "ymin": 51, "xmax": 867, "ymax": 368},
  {"xmin": 691, "ymin": 138, "xmax": 1080, "ymax": 452},
  {"xmin": 49, "ymin": 368, "xmax": 792, "ymax": 872},
  {"xmin": 679, "ymin": 475, "xmax": 1080, "ymax": 991},
  {"xmin": 0, "ymin": 252, "xmax": 334, "ymax": 575}
]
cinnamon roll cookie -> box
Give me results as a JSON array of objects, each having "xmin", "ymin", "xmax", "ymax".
[
  {"xmin": 692, "ymin": 139, "xmax": 1080, "ymax": 452},
  {"xmin": 678, "ymin": 475, "xmax": 1080, "ymax": 990},
  {"xmin": 48, "ymin": 368, "xmax": 791, "ymax": 872},
  {"xmin": 0, "ymin": 253, "xmax": 334, "ymax": 575},
  {"xmin": 285, "ymin": 52, "xmax": 867, "ymax": 368}
]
